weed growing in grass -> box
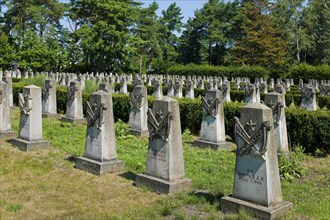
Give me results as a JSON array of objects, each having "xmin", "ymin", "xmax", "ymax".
[
  {"xmin": 279, "ymin": 145, "xmax": 307, "ymax": 181},
  {"xmin": 84, "ymin": 80, "xmax": 99, "ymax": 94},
  {"xmin": 6, "ymin": 203, "xmax": 22, "ymax": 212},
  {"xmin": 115, "ymin": 119, "xmax": 133, "ymax": 140}
]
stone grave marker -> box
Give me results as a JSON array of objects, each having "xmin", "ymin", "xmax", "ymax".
[
  {"xmin": 300, "ymin": 85, "xmax": 317, "ymax": 111},
  {"xmin": 264, "ymin": 92, "xmax": 289, "ymax": 154},
  {"xmin": 185, "ymin": 80, "xmax": 195, "ymax": 99},
  {"xmin": 61, "ymin": 81, "xmax": 85, "ymax": 123},
  {"xmin": 136, "ymin": 96, "xmax": 192, "ymax": 194},
  {"xmin": 244, "ymin": 83, "xmax": 257, "ymax": 103},
  {"xmin": 0, "ymin": 81, "xmax": 16, "ymax": 139},
  {"xmin": 128, "ymin": 84, "xmax": 149, "ymax": 137},
  {"xmin": 42, "ymin": 79, "xmax": 60, "ymax": 119},
  {"xmin": 76, "ymin": 90, "xmax": 124, "ymax": 175},
  {"xmin": 193, "ymin": 89, "xmax": 233, "ymax": 149},
  {"xmin": 152, "ymin": 78, "xmax": 163, "ymax": 99},
  {"xmin": 11, "ymin": 85, "xmax": 48, "ymax": 151},
  {"xmin": 221, "ymin": 102, "xmax": 292, "ymax": 219}
]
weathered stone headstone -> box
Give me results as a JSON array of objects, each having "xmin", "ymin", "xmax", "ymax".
[
  {"xmin": 221, "ymin": 103, "xmax": 292, "ymax": 219},
  {"xmin": 42, "ymin": 79, "xmax": 60, "ymax": 119},
  {"xmin": 173, "ymin": 80, "xmax": 183, "ymax": 98},
  {"xmin": 167, "ymin": 80, "xmax": 174, "ymax": 97},
  {"xmin": 0, "ymin": 82, "xmax": 16, "ymax": 139},
  {"xmin": 193, "ymin": 89, "xmax": 233, "ymax": 149},
  {"xmin": 136, "ymin": 96, "xmax": 192, "ymax": 194},
  {"xmin": 152, "ymin": 78, "xmax": 163, "ymax": 99},
  {"xmin": 2, "ymin": 76, "xmax": 13, "ymax": 107},
  {"xmin": 219, "ymin": 82, "xmax": 231, "ymax": 102},
  {"xmin": 11, "ymin": 85, "xmax": 48, "ymax": 151},
  {"xmin": 76, "ymin": 90, "xmax": 124, "ymax": 175},
  {"xmin": 319, "ymin": 84, "xmax": 330, "ymax": 96},
  {"xmin": 264, "ymin": 92, "xmax": 289, "ymax": 154},
  {"xmin": 244, "ymin": 83, "xmax": 257, "ymax": 103},
  {"xmin": 185, "ymin": 80, "xmax": 195, "ymax": 99},
  {"xmin": 119, "ymin": 77, "xmax": 128, "ymax": 94},
  {"xmin": 260, "ymin": 81, "xmax": 268, "ymax": 93},
  {"xmin": 61, "ymin": 81, "xmax": 85, "ymax": 123},
  {"xmin": 300, "ymin": 85, "xmax": 317, "ymax": 111},
  {"xmin": 128, "ymin": 84, "xmax": 149, "ymax": 137}
]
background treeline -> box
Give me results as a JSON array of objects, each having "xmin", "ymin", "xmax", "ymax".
[{"xmin": 0, "ymin": 0, "xmax": 329, "ymax": 78}]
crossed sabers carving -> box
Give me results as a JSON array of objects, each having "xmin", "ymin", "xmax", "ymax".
[
  {"xmin": 147, "ymin": 109, "xmax": 174, "ymax": 141},
  {"xmin": 301, "ymin": 87, "xmax": 314, "ymax": 102},
  {"xmin": 267, "ymin": 101, "xmax": 284, "ymax": 124},
  {"xmin": 234, "ymin": 117, "xmax": 271, "ymax": 157},
  {"xmin": 68, "ymin": 85, "xmax": 77, "ymax": 100},
  {"xmin": 42, "ymin": 83, "xmax": 52, "ymax": 100},
  {"xmin": 86, "ymin": 101, "xmax": 107, "ymax": 129},
  {"xmin": 19, "ymin": 93, "xmax": 33, "ymax": 115},
  {"xmin": 202, "ymin": 96, "xmax": 220, "ymax": 118},
  {"xmin": 319, "ymin": 86, "xmax": 330, "ymax": 95},
  {"xmin": 130, "ymin": 93, "xmax": 143, "ymax": 110}
]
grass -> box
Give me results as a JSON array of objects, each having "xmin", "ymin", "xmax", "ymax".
[{"xmin": 0, "ymin": 108, "xmax": 329, "ymax": 219}]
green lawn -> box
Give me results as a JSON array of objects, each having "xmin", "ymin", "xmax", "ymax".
[{"xmin": 0, "ymin": 108, "xmax": 329, "ymax": 219}]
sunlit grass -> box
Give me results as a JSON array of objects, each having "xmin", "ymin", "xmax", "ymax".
[{"xmin": 1, "ymin": 108, "xmax": 329, "ymax": 219}]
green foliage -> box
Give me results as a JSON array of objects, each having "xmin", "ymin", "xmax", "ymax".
[
  {"xmin": 279, "ymin": 146, "xmax": 307, "ymax": 181},
  {"xmin": 289, "ymin": 64, "xmax": 330, "ymax": 82},
  {"xmin": 168, "ymin": 64, "xmax": 269, "ymax": 79},
  {"xmin": 115, "ymin": 119, "xmax": 132, "ymax": 140}
]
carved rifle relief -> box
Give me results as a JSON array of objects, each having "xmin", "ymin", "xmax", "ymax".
[
  {"xmin": 19, "ymin": 93, "xmax": 33, "ymax": 115},
  {"xmin": 42, "ymin": 82, "xmax": 52, "ymax": 100},
  {"xmin": 202, "ymin": 96, "xmax": 220, "ymax": 118},
  {"xmin": 130, "ymin": 92, "xmax": 143, "ymax": 110},
  {"xmin": 147, "ymin": 109, "xmax": 174, "ymax": 141},
  {"xmin": 86, "ymin": 101, "xmax": 107, "ymax": 129},
  {"xmin": 67, "ymin": 84, "xmax": 77, "ymax": 100},
  {"xmin": 267, "ymin": 101, "xmax": 284, "ymax": 124},
  {"xmin": 234, "ymin": 117, "xmax": 271, "ymax": 158}
]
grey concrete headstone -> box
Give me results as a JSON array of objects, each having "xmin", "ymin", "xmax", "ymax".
[
  {"xmin": 136, "ymin": 96, "xmax": 192, "ymax": 194},
  {"xmin": 42, "ymin": 79, "xmax": 59, "ymax": 119},
  {"xmin": 0, "ymin": 82, "xmax": 16, "ymax": 139},
  {"xmin": 221, "ymin": 102, "xmax": 292, "ymax": 219},
  {"xmin": 300, "ymin": 85, "xmax": 317, "ymax": 111},
  {"xmin": 11, "ymin": 85, "xmax": 48, "ymax": 150}
]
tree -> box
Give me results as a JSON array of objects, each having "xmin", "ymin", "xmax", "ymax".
[{"xmin": 232, "ymin": 0, "xmax": 288, "ymax": 76}]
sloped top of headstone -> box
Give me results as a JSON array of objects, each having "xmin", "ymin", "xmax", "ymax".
[
  {"xmin": 244, "ymin": 102, "xmax": 270, "ymax": 110},
  {"xmin": 25, "ymin": 84, "xmax": 40, "ymax": 89},
  {"xmin": 159, "ymin": 96, "xmax": 178, "ymax": 103}
]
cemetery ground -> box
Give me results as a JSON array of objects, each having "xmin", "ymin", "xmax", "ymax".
[{"xmin": 0, "ymin": 108, "xmax": 329, "ymax": 220}]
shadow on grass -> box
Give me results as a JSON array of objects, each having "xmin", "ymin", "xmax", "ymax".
[
  {"xmin": 119, "ymin": 171, "xmax": 136, "ymax": 183},
  {"xmin": 192, "ymin": 190, "xmax": 224, "ymax": 209},
  {"xmin": 64, "ymin": 154, "xmax": 76, "ymax": 164}
]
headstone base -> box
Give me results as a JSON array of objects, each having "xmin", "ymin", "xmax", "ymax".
[
  {"xmin": 128, "ymin": 128, "xmax": 149, "ymax": 137},
  {"xmin": 193, "ymin": 139, "xmax": 234, "ymax": 150},
  {"xmin": 221, "ymin": 195, "xmax": 292, "ymax": 220},
  {"xmin": 76, "ymin": 156, "xmax": 124, "ymax": 175},
  {"xmin": 42, "ymin": 113, "xmax": 61, "ymax": 119},
  {"xmin": 136, "ymin": 173, "xmax": 192, "ymax": 194},
  {"xmin": 10, "ymin": 138, "xmax": 49, "ymax": 151},
  {"xmin": 60, "ymin": 116, "xmax": 85, "ymax": 124},
  {"xmin": 0, "ymin": 131, "xmax": 16, "ymax": 140}
]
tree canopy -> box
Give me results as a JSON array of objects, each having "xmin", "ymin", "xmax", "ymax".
[{"xmin": 0, "ymin": 0, "xmax": 328, "ymax": 75}]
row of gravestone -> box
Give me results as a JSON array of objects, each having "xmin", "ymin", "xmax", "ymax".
[
  {"xmin": 0, "ymin": 80, "xmax": 293, "ymax": 219},
  {"xmin": 2, "ymin": 69, "xmax": 329, "ymax": 112}
]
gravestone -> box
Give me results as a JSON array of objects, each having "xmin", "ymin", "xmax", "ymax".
[
  {"xmin": 300, "ymin": 85, "xmax": 317, "ymax": 111},
  {"xmin": 42, "ymin": 79, "xmax": 60, "ymax": 119},
  {"xmin": 10, "ymin": 85, "xmax": 48, "ymax": 151},
  {"xmin": 167, "ymin": 80, "xmax": 174, "ymax": 97},
  {"xmin": 152, "ymin": 78, "xmax": 163, "ymax": 99},
  {"xmin": 221, "ymin": 103, "xmax": 292, "ymax": 219},
  {"xmin": 219, "ymin": 82, "xmax": 231, "ymax": 102},
  {"xmin": 319, "ymin": 84, "xmax": 330, "ymax": 96},
  {"xmin": 119, "ymin": 77, "xmax": 128, "ymax": 94},
  {"xmin": 269, "ymin": 78, "xmax": 274, "ymax": 89},
  {"xmin": 260, "ymin": 81, "xmax": 268, "ymax": 93},
  {"xmin": 128, "ymin": 84, "xmax": 149, "ymax": 137},
  {"xmin": 76, "ymin": 90, "xmax": 124, "ymax": 175},
  {"xmin": 264, "ymin": 92, "xmax": 289, "ymax": 154},
  {"xmin": 61, "ymin": 81, "xmax": 85, "ymax": 123},
  {"xmin": 0, "ymin": 82, "xmax": 16, "ymax": 139},
  {"xmin": 193, "ymin": 89, "xmax": 233, "ymax": 149},
  {"xmin": 98, "ymin": 83, "xmax": 112, "ymax": 94},
  {"xmin": 185, "ymin": 80, "xmax": 195, "ymax": 99},
  {"xmin": 173, "ymin": 80, "xmax": 183, "ymax": 98},
  {"xmin": 244, "ymin": 83, "xmax": 257, "ymax": 103},
  {"xmin": 2, "ymin": 76, "xmax": 13, "ymax": 107},
  {"xmin": 136, "ymin": 96, "xmax": 192, "ymax": 194}
]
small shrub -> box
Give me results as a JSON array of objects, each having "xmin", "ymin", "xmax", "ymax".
[{"xmin": 279, "ymin": 145, "xmax": 307, "ymax": 181}]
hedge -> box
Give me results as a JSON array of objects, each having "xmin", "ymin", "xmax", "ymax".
[
  {"xmin": 167, "ymin": 64, "xmax": 269, "ymax": 79},
  {"xmin": 289, "ymin": 64, "xmax": 330, "ymax": 83},
  {"xmin": 12, "ymin": 83, "xmax": 330, "ymax": 153}
]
